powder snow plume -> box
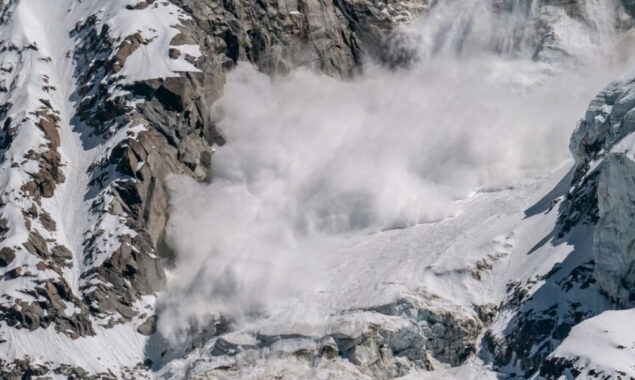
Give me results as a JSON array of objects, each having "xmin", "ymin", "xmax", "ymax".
[{"xmin": 156, "ymin": 0, "xmax": 635, "ymax": 345}]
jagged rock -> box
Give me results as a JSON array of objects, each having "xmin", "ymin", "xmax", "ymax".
[
  {"xmin": 81, "ymin": 233, "xmax": 165, "ymax": 325},
  {"xmin": 5, "ymin": 0, "xmax": 628, "ymax": 378},
  {"xmin": 51, "ymin": 244, "xmax": 73, "ymax": 267},
  {"xmin": 23, "ymin": 231, "xmax": 50, "ymax": 258},
  {"xmin": 126, "ymin": 0, "xmax": 155, "ymax": 11},
  {"xmin": 173, "ymin": 0, "xmax": 426, "ymax": 76},
  {"xmin": 1, "ymin": 278, "xmax": 94, "ymax": 338},
  {"xmin": 180, "ymin": 298, "xmax": 480, "ymax": 379},
  {"xmin": 366, "ymin": 299, "xmax": 481, "ymax": 366},
  {"xmin": 36, "ymin": 111, "xmax": 60, "ymax": 148},
  {"xmin": 21, "ymin": 148, "xmax": 64, "ymax": 200},
  {"xmin": 566, "ymin": 74, "xmax": 635, "ymax": 301},
  {"xmin": 0, "ymin": 358, "xmax": 114, "ymax": 380},
  {"xmin": 0, "ymin": 247, "xmax": 15, "ymax": 267},
  {"xmin": 3, "ymin": 266, "xmax": 23, "ymax": 280},
  {"xmin": 594, "ymin": 154, "xmax": 635, "ymax": 298},
  {"xmin": 0, "ymin": 358, "xmax": 50, "ymax": 380},
  {"xmin": 539, "ymin": 357, "xmax": 582, "ymax": 379},
  {"xmin": 111, "ymin": 32, "xmax": 149, "ymax": 73},
  {"xmin": 54, "ymin": 364, "xmax": 90, "ymax": 379},
  {"xmin": 39, "ymin": 209, "xmax": 56, "ymax": 231},
  {"xmin": 210, "ymin": 335, "xmax": 259, "ymax": 356},
  {"xmin": 623, "ymin": 0, "xmax": 635, "ymax": 17},
  {"xmin": 138, "ymin": 315, "xmax": 158, "ymax": 336},
  {"xmin": 168, "ymin": 47, "xmax": 181, "ymax": 59}
]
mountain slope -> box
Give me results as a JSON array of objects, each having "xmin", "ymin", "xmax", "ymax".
[
  {"xmin": 0, "ymin": 0, "xmax": 635, "ymax": 379},
  {"xmin": 0, "ymin": 0, "xmax": 426, "ymax": 377}
]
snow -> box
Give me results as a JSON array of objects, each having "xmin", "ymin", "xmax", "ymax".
[
  {"xmin": 106, "ymin": 1, "xmax": 201, "ymax": 82},
  {"xmin": 611, "ymin": 131, "xmax": 635, "ymax": 161},
  {"xmin": 1, "ymin": 0, "xmax": 634, "ymax": 377},
  {"xmin": 401, "ymin": 362, "xmax": 498, "ymax": 380},
  {"xmin": 550, "ymin": 308, "xmax": 635, "ymax": 377},
  {"xmin": 1, "ymin": 323, "xmax": 149, "ymax": 376},
  {"xmin": 316, "ymin": 163, "xmax": 569, "ymax": 315},
  {"xmin": 0, "ymin": 0, "xmax": 200, "ymax": 273},
  {"xmin": 0, "ymin": 0, "xmax": 202, "ymax": 374},
  {"xmin": 158, "ymin": 162, "xmax": 578, "ymax": 378},
  {"xmin": 153, "ymin": 0, "xmax": 635, "ymax": 377}
]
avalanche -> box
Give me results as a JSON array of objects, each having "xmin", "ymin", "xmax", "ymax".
[
  {"xmin": 157, "ymin": 0, "xmax": 635, "ymax": 378},
  {"xmin": 1, "ymin": 0, "xmax": 635, "ymax": 378}
]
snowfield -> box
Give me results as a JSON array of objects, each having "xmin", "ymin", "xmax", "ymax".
[
  {"xmin": 157, "ymin": 162, "xmax": 574, "ymax": 378},
  {"xmin": 1, "ymin": 0, "xmax": 635, "ymax": 378}
]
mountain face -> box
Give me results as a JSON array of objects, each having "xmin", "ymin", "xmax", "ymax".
[
  {"xmin": 0, "ymin": 0, "xmax": 634, "ymax": 379},
  {"xmin": 0, "ymin": 0, "xmax": 426, "ymax": 377}
]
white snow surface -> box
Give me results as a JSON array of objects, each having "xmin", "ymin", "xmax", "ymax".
[
  {"xmin": 158, "ymin": 162, "xmax": 580, "ymax": 378},
  {"xmin": 0, "ymin": 0, "xmax": 200, "ymax": 375},
  {"xmin": 3, "ymin": 300, "xmax": 152, "ymax": 375},
  {"xmin": 612, "ymin": 131, "xmax": 635, "ymax": 161},
  {"xmin": 1, "ymin": 0, "xmax": 635, "ymax": 378},
  {"xmin": 551, "ymin": 308, "xmax": 635, "ymax": 377},
  {"xmin": 157, "ymin": 0, "xmax": 635, "ymax": 378}
]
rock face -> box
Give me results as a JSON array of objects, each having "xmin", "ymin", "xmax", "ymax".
[
  {"xmin": 484, "ymin": 58, "xmax": 635, "ymax": 379},
  {"xmin": 0, "ymin": 0, "xmax": 427, "ymax": 377},
  {"xmin": 173, "ymin": 0, "xmax": 426, "ymax": 76},
  {"xmin": 76, "ymin": 0, "xmax": 428, "ymax": 330},
  {"xmin": 153, "ymin": 297, "xmax": 486, "ymax": 379},
  {"xmin": 568, "ymin": 76, "xmax": 635, "ymax": 302},
  {"xmin": 484, "ymin": 256, "xmax": 610, "ymax": 377},
  {"xmin": 623, "ymin": 0, "xmax": 635, "ymax": 17},
  {"xmin": 1, "ymin": 0, "xmax": 634, "ymax": 378}
]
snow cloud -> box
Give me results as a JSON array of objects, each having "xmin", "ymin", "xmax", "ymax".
[{"xmin": 155, "ymin": 0, "xmax": 633, "ymax": 345}]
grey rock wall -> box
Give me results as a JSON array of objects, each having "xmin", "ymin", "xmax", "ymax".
[{"xmin": 567, "ymin": 75, "xmax": 635, "ymax": 302}]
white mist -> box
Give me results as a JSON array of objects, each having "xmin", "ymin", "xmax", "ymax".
[{"xmin": 156, "ymin": 0, "xmax": 635, "ymax": 344}]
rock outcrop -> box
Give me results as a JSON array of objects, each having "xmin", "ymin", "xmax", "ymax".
[
  {"xmin": 485, "ymin": 51, "xmax": 635, "ymax": 379},
  {"xmin": 568, "ymin": 75, "xmax": 635, "ymax": 302},
  {"xmin": 0, "ymin": 0, "xmax": 427, "ymax": 377},
  {"xmin": 154, "ymin": 297, "xmax": 487, "ymax": 379},
  {"xmin": 173, "ymin": 0, "xmax": 426, "ymax": 76},
  {"xmin": 1, "ymin": 0, "xmax": 635, "ymax": 378}
]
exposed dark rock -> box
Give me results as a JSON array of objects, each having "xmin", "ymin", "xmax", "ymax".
[
  {"xmin": 39, "ymin": 209, "xmax": 56, "ymax": 231},
  {"xmin": 110, "ymin": 32, "xmax": 150, "ymax": 73},
  {"xmin": 137, "ymin": 315, "xmax": 157, "ymax": 336},
  {"xmin": 23, "ymin": 231, "xmax": 50, "ymax": 258},
  {"xmin": 81, "ymin": 234, "xmax": 165, "ymax": 325},
  {"xmin": 3, "ymin": 266, "xmax": 22, "ymax": 280},
  {"xmin": 566, "ymin": 75, "xmax": 635, "ymax": 301},
  {"xmin": 51, "ymin": 244, "xmax": 73, "ymax": 267},
  {"xmin": 622, "ymin": 0, "xmax": 635, "ymax": 18},
  {"xmin": 0, "ymin": 246, "xmax": 15, "ymax": 267},
  {"xmin": 168, "ymin": 47, "xmax": 181, "ymax": 59},
  {"xmin": 0, "ymin": 277, "xmax": 94, "ymax": 338},
  {"xmin": 172, "ymin": 0, "xmax": 425, "ymax": 76},
  {"xmin": 0, "ymin": 357, "xmax": 121, "ymax": 380},
  {"xmin": 540, "ymin": 357, "xmax": 582, "ymax": 379},
  {"xmin": 126, "ymin": 0, "xmax": 155, "ymax": 11},
  {"xmin": 484, "ymin": 256, "xmax": 611, "ymax": 377}
]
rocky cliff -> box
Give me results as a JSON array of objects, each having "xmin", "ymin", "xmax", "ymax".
[
  {"xmin": 0, "ymin": 0, "xmax": 427, "ymax": 377},
  {"xmin": 1, "ymin": 0, "xmax": 635, "ymax": 379}
]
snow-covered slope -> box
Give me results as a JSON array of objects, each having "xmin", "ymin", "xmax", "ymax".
[
  {"xmin": 0, "ymin": 0, "xmax": 427, "ymax": 377},
  {"xmin": 0, "ymin": 0, "xmax": 204, "ymax": 377},
  {"xmin": 153, "ymin": 0, "xmax": 635, "ymax": 378},
  {"xmin": 1, "ymin": 0, "xmax": 635, "ymax": 378},
  {"xmin": 157, "ymin": 161, "xmax": 572, "ymax": 379}
]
